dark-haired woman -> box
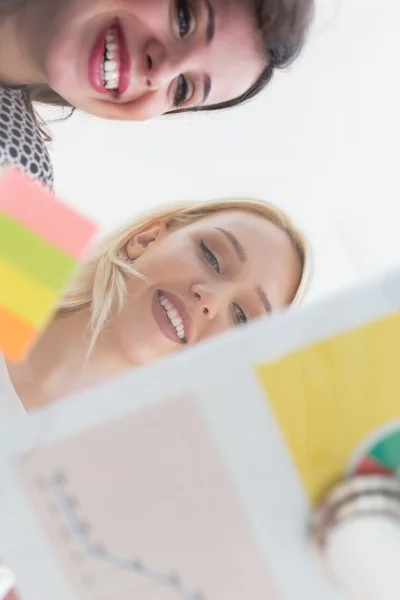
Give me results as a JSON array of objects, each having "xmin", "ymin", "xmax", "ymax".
[{"xmin": 0, "ymin": 0, "xmax": 314, "ymax": 121}]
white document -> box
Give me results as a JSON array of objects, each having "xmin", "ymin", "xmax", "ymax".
[{"xmin": 0, "ymin": 267, "xmax": 399, "ymax": 600}]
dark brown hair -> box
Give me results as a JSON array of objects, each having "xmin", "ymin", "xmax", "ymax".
[{"xmin": 6, "ymin": 0, "xmax": 314, "ymax": 133}]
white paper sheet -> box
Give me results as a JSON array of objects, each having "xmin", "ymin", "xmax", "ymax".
[{"xmin": 1, "ymin": 266, "xmax": 400, "ymax": 600}]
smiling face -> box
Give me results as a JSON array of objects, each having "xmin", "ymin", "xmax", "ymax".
[
  {"xmin": 105, "ymin": 210, "xmax": 302, "ymax": 364},
  {"xmin": 34, "ymin": 0, "xmax": 265, "ymax": 120}
]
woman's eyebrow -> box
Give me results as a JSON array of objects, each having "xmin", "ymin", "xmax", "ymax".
[
  {"xmin": 213, "ymin": 227, "xmax": 246, "ymax": 261},
  {"xmin": 202, "ymin": 74, "xmax": 212, "ymax": 103},
  {"xmin": 196, "ymin": 0, "xmax": 214, "ymax": 105},
  {"xmin": 256, "ymin": 286, "xmax": 272, "ymax": 313},
  {"xmin": 204, "ymin": 0, "xmax": 216, "ymax": 44}
]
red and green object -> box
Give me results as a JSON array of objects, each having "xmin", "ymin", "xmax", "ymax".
[{"xmin": 353, "ymin": 429, "xmax": 400, "ymax": 476}]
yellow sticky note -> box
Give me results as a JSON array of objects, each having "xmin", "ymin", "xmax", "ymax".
[{"xmin": 257, "ymin": 313, "xmax": 400, "ymax": 503}]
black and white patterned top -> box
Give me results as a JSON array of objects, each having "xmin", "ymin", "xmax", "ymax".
[{"xmin": 0, "ymin": 86, "xmax": 54, "ymax": 188}]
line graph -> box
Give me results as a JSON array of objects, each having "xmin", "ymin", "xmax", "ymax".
[
  {"xmin": 49, "ymin": 470, "xmax": 203, "ymax": 600},
  {"xmin": 16, "ymin": 398, "xmax": 280, "ymax": 600}
]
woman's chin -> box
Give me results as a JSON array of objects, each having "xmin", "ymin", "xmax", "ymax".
[
  {"xmin": 124, "ymin": 338, "xmax": 182, "ymax": 367},
  {"xmin": 56, "ymin": 92, "xmax": 127, "ymax": 120}
]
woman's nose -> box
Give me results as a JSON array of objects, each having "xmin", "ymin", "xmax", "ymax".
[
  {"xmin": 191, "ymin": 284, "xmax": 220, "ymax": 319},
  {"xmin": 144, "ymin": 39, "xmax": 182, "ymax": 89}
]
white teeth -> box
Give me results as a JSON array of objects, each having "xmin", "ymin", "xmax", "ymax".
[
  {"xmin": 104, "ymin": 60, "xmax": 117, "ymax": 71},
  {"xmin": 158, "ymin": 294, "xmax": 186, "ymax": 341},
  {"xmin": 102, "ymin": 27, "xmax": 120, "ymax": 90},
  {"xmin": 104, "ymin": 71, "xmax": 117, "ymax": 82}
]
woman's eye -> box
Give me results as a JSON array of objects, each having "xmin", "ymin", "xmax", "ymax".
[
  {"xmin": 200, "ymin": 239, "xmax": 220, "ymax": 273},
  {"xmin": 173, "ymin": 74, "xmax": 192, "ymax": 107},
  {"xmin": 233, "ymin": 303, "xmax": 248, "ymax": 325},
  {"xmin": 176, "ymin": 0, "xmax": 193, "ymax": 38}
]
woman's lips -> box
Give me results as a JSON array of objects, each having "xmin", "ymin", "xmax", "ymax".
[
  {"xmin": 88, "ymin": 23, "xmax": 111, "ymax": 95},
  {"xmin": 151, "ymin": 290, "xmax": 194, "ymax": 344},
  {"xmin": 115, "ymin": 23, "xmax": 131, "ymax": 96},
  {"xmin": 88, "ymin": 20, "xmax": 131, "ymax": 97}
]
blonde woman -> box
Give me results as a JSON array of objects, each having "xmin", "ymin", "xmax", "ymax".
[
  {"xmin": 1, "ymin": 197, "xmax": 311, "ymax": 419},
  {"xmin": 0, "ymin": 195, "xmax": 310, "ymax": 600}
]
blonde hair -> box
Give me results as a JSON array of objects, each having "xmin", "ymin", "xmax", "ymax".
[{"xmin": 58, "ymin": 198, "xmax": 312, "ymax": 353}]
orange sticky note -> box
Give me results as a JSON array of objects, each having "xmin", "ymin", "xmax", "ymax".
[{"xmin": 0, "ymin": 168, "xmax": 98, "ymax": 361}]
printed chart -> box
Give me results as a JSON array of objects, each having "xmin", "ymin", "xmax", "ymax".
[
  {"xmin": 16, "ymin": 397, "xmax": 280, "ymax": 600},
  {"xmin": 351, "ymin": 425, "xmax": 400, "ymax": 476},
  {"xmin": 46, "ymin": 470, "xmax": 200, "ymax": 600}
]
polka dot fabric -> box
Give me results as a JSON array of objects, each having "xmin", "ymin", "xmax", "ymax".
[{"xmin": 0, "ymin": 87, "xmax": 54, "ymax": 188}]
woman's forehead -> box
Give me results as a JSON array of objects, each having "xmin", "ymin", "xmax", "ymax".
[
  {"xmin": 180, "ymin": 209, "xmax": 293, "ymax": 256},
  {"xmin": 191, "ymin": 209, "xmax": 277, "ymax": 235},
  {"xmin": 205, "ymin": 0, "xmax": 266, "ymax": 103}
]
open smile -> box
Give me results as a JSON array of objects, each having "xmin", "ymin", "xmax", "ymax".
[
  {"xmin": 151, "ymin": 290, "xmax": 193, "ymax": 344},
  {"xmin": 88, "ymin": 19, "xmax": 131, "ymax": 97}
]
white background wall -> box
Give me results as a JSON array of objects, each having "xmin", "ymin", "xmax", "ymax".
[{"xmin": 41, "ymin": 0, "xmax": 400, "ymax": 303}]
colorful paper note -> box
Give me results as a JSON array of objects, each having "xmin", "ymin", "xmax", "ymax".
[{"xmin": 0, "ymin": 168, "xmax": 98, "ymax": 361}]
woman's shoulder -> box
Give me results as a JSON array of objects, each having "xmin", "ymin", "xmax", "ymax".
[{"xmin": 0, "ymin": 87, "xmax": 54, "ymax": 189}]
